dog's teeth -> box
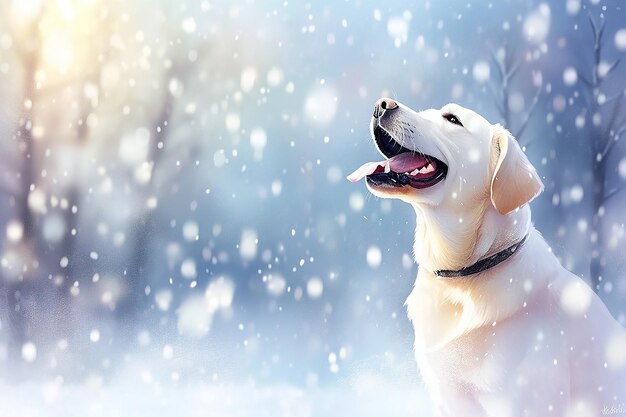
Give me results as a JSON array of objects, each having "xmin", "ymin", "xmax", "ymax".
[
  {"xmin": 409, "ymin": 169, "xmax": 419, "ymax": 176},
  {"xmin": 423, "ymin": 163, "xmax": 434, "ymax": 174},
  {"xmin": 384, "ymin": 162, "xmax": 391, "ymax": 173}
]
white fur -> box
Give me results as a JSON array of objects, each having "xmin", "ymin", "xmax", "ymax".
[{"xmin": 364, "ymin": 101, "xmax": 626, "ymax": 417}]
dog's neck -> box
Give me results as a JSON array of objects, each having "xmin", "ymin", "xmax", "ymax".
[{"xmin": 412, "ymin": 201, "xmax": 531, "ymax": 273}]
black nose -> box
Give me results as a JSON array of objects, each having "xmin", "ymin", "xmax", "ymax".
[{"xmin": 373, "ymin": 98, "xmax": 398, "ymax": 118}]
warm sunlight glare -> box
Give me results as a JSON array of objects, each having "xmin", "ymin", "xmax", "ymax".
[
  {"xmin": 12, "ymin": 0, "xmax": 42, "ymax": 19},
  {"xmin": 42, "ymin": 33, "xmax": 74, "ymax": 74}
]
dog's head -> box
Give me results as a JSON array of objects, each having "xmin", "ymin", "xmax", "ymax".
[{"xmin": 348, "ymin": 99, "xmax": 543, "ymax": 215}]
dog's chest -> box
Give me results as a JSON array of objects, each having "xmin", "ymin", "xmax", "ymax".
[{"xmin": 414, "ymin": 297, "xmax": 566, "ymax": 392}]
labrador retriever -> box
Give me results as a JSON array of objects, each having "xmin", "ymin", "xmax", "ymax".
[{"xmin": 348, "ymin": 98, "xmax": 626, "ymax": 417}]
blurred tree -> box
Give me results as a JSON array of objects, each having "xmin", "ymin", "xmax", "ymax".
[
  {"xmin": 1, "ymin": 1, "xmax": 53, "ymax": 374},
  {"xmin": 0, "ymin": 0, "xmax": 118, "ymax": 376},
  {"xmin": 490, "ymin": 43, "xmax": 542, "ymax": 144},
  {"xmin": 113, "ymin": 6, "xmax": 211, "ymax": 326},
  {"xmin": 578, "ymin": 16, "xmax": 626, "ymax": 292}
]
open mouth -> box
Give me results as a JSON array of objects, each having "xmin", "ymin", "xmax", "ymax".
[{"xmin": 347, "ymin": 126, "xmax": 448, "ymax": 189}]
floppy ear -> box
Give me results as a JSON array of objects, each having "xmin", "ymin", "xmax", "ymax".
[{"xmin": 490, "ymin": 126, "xmax": 543, "ymax": 215}]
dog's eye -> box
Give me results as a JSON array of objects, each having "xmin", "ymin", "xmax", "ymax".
[{"xmin": 443, "ymin": 113, "xmax": 463, "ymax": 127}]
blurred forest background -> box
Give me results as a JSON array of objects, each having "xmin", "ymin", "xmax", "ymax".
[{"xmin": 0, "ymin": 0, "xmax": 625, "ymax": 415}]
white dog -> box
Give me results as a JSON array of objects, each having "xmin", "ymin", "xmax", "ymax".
[{"xmin": 348, "ymin": 99, "xmax": 626, "ymax": 417}]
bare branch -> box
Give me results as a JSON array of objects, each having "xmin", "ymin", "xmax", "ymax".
[
  {"xmin": 602, "ymin": 58, "xmax": 621, "ymax": 80},
  {"xmin": 597, "ymin": 18, "xmax": 606, "ymax": 44},
  {"xmin": 588, "ymin": 14, "xmax": 606, "ymax": 44},
  {"xmin": 601, "ymin": 135, "xmax": 621, "ymax": 159},
  {"xmin": 588, "ymin": 14, "xmax": 598, "ymax": 42},
  {"xmin": 490, "ymin": 49, "xmax": 505, "ymax": 82},
  {"xmin": 579, "ymin": 73, "xmax": 592, "ymax": 88},
  {"xmin": 517, "ymin": 86, "xmax": 541, "ymax": 142},
  {"xmin": 603, "ymin": 184, "xmax": 626, "ymax": 203},
  {"xmin": 605, "ymin": 89, "xmax": 626, "ymax": 105},
  {"xmin": 603, "ymin": 123, "xmax": 626, "ymax": 158},
  {"xmin": 587, "ymin": 15, "xmax": 605, "ymax": 85},
  {"xmin": 507, "ymin": 59, "xmax": 522, "ymax": 80}
]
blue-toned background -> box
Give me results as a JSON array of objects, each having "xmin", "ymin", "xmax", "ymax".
[{"xmin": 0, "ymin": 0, "xmax": 625, "ymax": 415}]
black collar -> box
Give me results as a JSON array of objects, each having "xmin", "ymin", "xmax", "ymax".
[{"xmin": 434, "ymin": 233, "xmax": 529, "ymax": 278}]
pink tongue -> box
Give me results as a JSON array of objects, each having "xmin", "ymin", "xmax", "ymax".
[
  {"xmin": 347, "ymin": 152, "xmax": 429, "ymax": 183},
  {"xmin": 388, "ymin": 152, "xmax": 429, "ymax": 173},
  {"xmin": 346, "ymin": 161, "xmax": 383, "ymax": 183}
]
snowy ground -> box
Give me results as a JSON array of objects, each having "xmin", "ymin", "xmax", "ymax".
[{"xmin": 0, "ymin": 375, "xmax": 433, "ymax": 417}]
